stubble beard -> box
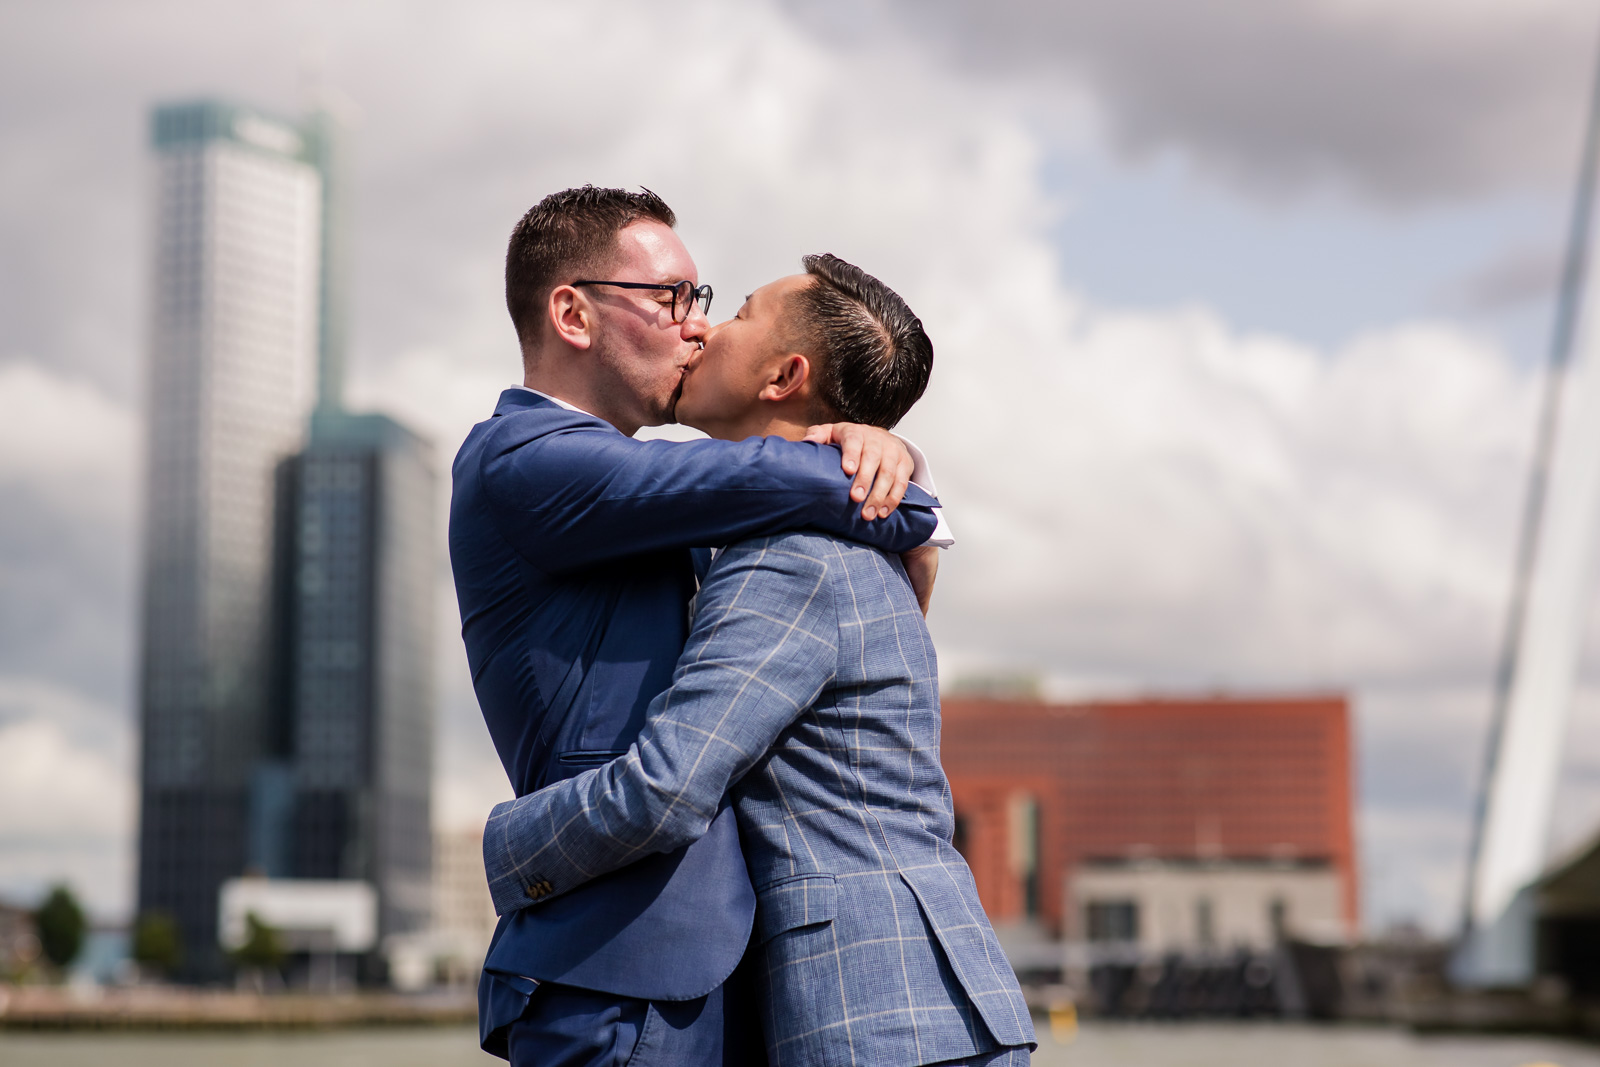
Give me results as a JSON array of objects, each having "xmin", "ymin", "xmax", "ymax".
[{"xmin": 593, "ymin": 329, "xmax": 684, "ymax": 431}]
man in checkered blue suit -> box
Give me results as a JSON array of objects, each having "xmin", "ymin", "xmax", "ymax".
[{"xmin": 486, "ymin": 255, "xmax": 1035, "ymax": 1065}]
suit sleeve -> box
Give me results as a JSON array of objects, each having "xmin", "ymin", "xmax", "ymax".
[
  {"xmin": 482, "ymin": 537, "xmax": 838, "ymax": 914},
  {"xmin": 478, "ymin": 423, "xmax": 937, "ymax": 572}
]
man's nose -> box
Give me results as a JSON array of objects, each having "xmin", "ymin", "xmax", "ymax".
[{"xmin": 679, "ymin": 303, "xmax": 710, "ymax": 343}]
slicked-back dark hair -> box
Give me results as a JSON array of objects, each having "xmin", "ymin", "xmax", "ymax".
[
  {"xmin": 791, "ymin": 253, "xmax": 933, "ymax": 429},
  {"xmin": 505, "ymin": 185, "xmax": 677, "ymax": 348}
]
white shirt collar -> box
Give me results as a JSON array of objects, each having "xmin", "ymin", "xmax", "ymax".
[{"xmin": 511, "ymin": 385, "xmax": 601, "ymax": 421}]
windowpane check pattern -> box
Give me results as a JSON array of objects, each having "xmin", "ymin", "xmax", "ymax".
[{"xmin": 486, "ymin": 532, "xmax": 1035, "ymax": 1065}]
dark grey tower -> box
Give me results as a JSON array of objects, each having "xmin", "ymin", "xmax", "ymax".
[
  {"xmin": 266, "ymin": 104, "xmax": 437, "ymax": 965},
  {"xmin": 276, "ymin": 411, "xmax": 436, "ymax": 952}
]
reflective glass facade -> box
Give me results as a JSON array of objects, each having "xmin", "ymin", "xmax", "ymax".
[
  {"xmin": 138, "ymin": 100, "xmax": 321, "ymax": 980},
  {"xmin": 274, "ymin": 412, "xmax": 436, "ymax": 946}
]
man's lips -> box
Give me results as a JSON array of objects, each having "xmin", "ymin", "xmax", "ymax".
[
  {"xmin": 666, "ymin": 343, "xmax": 701, "ymax": 417},
  {"xmin": 674, "ymin": 352, "xmax": 698, "ymax": 388},
  {"xmin": 665, "ymin": 364, "xmax": 689, "ymax": 420}
]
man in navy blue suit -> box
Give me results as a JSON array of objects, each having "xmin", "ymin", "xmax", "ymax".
[{"xmin": 450, "ymin": 187, "xmax": 945, "ymax": 1064}]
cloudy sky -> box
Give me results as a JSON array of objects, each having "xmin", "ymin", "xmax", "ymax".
[{"xmin": 3, "ymin": 0, "xmax": 1599, "ymax": 934}]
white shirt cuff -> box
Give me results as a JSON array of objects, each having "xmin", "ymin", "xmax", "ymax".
[{"xmin": 894, "ymin": 433, "xmax": 954, "ymax": 549}]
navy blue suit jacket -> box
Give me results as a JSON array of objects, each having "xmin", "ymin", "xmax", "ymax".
[{"xmin": 449, "ymin": 390, "xmax": 938, "ymax": 1051}]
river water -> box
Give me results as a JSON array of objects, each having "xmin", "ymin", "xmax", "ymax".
[{"xmin": 2, "ymin": 1023, "xmax": 1598, "ymax": 1066}]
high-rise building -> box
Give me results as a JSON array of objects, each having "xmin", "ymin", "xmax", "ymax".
[
  {"xmin": 139, "ymin": 98, "xmax": 436, "ymax": 982},
  {"xmin": 272, "ymin": 409, "xmax": 436, "ymax": 952},
  {"xmin": 138, "ymin": 101, "xmax": 321, "ymax": 980}
]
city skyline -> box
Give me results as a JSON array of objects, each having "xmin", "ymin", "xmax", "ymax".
[{"xmin": 134, "ymin": 98, "xmax": 435, "ymax": 980}]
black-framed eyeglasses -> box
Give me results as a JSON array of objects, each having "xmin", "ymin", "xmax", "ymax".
[{"xmin": 572, "ymin": 279, "xmax": 713, "ymax": 323}]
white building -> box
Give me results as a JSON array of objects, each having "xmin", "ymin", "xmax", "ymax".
[
  {"xmin": 433, "ymin": 825, "xmax": 498, "ymax": 949},
  {"xmin": 1068, "ymin": 858, "xmax": 1347, "ymax": 961},
  {"xmin": 219, "ymin": 877, "xmax": 377, "ymax": 953}
]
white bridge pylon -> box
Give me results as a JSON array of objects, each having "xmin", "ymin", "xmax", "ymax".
[{"xmin": 1471, "ymin": 243, "xmax": 1600, "ymax": 936}]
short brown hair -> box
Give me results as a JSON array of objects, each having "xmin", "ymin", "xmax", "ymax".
[
  {"xmin": 791, "ymin": 254, "xmax": 933, "ymax": 429},
  {"xmin": 504, "ymin": 186, "xmax": 676, "ymax": 347}
]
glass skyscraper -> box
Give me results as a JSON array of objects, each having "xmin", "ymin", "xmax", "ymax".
[
  {"xmin": 138, "ymin": 99, "xmax": 434, "ymax": 982},
  {"xmin": 139, "ymin": 101, "xmax": 322, "ymax": 980},
  {"xmin": 273, "ymin": 410, "xmax": 436, "ymax": 953}
]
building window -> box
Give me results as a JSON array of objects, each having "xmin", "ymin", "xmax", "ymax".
[
  {"xmin": 1007, "ymin": 793, "xmax": 1040, "ymax": 919},
  {"xmin": 1086, "ymin": 899, "xmax": 1139, "ymax": 944},
  {"xmin": 1195, "ymin": 896, "xmax": 1215, "ymax": 948},
  {"xmin": 1269, "ymin": 896, "xmax": 1288, "ymax": 941}
]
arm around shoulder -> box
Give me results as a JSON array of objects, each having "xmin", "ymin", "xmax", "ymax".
[
  {"xmin": 479, "ymin": 426, "xmax": 937, "ymax": 571},
  {"xmin": 482, "ymin": 535, "xmax": 842, "ymax": 912}
]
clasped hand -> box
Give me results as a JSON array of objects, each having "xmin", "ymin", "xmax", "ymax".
[{"xmin": 803, "ymin": 422, "xmax": 937, "ymax": 617}]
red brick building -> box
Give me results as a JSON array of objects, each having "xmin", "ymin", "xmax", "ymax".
[{"xmin": 940, "ymin": 694, "xmax": 1357, "ymax": 940}]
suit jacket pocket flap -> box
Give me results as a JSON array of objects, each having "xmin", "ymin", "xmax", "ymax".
[{"xmin": 755, "ymin": 873, "xmax": 837, "ymax": 945}]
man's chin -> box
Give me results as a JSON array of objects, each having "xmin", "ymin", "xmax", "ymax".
[
  {"xmin": 666, "ymin": 378, "xmax": 713, "ymax": 434},
  {"xmin": 672, "ymin": 404, "xmax": 706, "ymax": 435},
  {"xmin": 665, "ymin": 382, "xmax": 731, "ymax": 437}
]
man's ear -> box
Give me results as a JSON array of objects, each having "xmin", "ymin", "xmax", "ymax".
[
  {"xmin": 548, "ymin": 285, "xmax": 595, "ymax": 351},
  {"xmin": 759, "ymin": 353, "xmax": 811, "ymax": 403}
]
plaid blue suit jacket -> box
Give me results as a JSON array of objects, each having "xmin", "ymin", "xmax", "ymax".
[{"xmin": 484, "ymin": 531, "xmax": 1035, "ymax": 1066}]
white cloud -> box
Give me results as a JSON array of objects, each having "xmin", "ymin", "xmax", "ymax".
[
  {"xmin": 0, "ymin": 716, "xmax": 130, "ymax": 839},
  {"xmin": 0, "ymin": 677, "xmax": 134, "ymax": 919},
  {"xmin": 0, "ymin": 359, "xmax": 137, "ymax": 523},
  {"xmin": 0, "ymin": 675, "xmax": 128, "ymax": 753},
  {"xmin": 800, "ymin": 0, "xmax": 1597, "ymax": 202},
  {"xmin": 923, "ymin": 308, "xmax": 1534, "ymax": 689},
  {"xmin": 0, "ymin": 360, "xmax": 137, "ymax": 709}
]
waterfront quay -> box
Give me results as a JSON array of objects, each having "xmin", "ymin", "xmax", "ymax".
[
  {"xmin": 4, "ymin": 1022, "xmax": 1600, "ymax": 1067},
  {"xmin": 0, "ymin": 985, "xmax": 475, "ymax": 1030}
]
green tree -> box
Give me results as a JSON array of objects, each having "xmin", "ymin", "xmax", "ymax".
[
  {"xmin": 231, "ymin": 911, "xmax": 285, "ymax": 973},
  {"xmin": 34, "ymin": 884, "xmax": 86, "ymax": 970},
  {"xmin": 131, "ymin": 911, "xmax": 182, "ymax": 977}
]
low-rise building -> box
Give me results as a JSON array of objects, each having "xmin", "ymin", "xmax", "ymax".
[
  {"xmin": 940, "ymin": 694, "xmax": 1358, "ymax": 961},
  {"xmin": 431, "ymin": 823, "xmax": 498, "ymax": 981},
  {"xmin": 384, "ymin": 823, "xmax": 499, "ymax": 990},
  {"xmin": 1072, "ymin": 857, "xmax": 1346, "ymax": 955}
]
